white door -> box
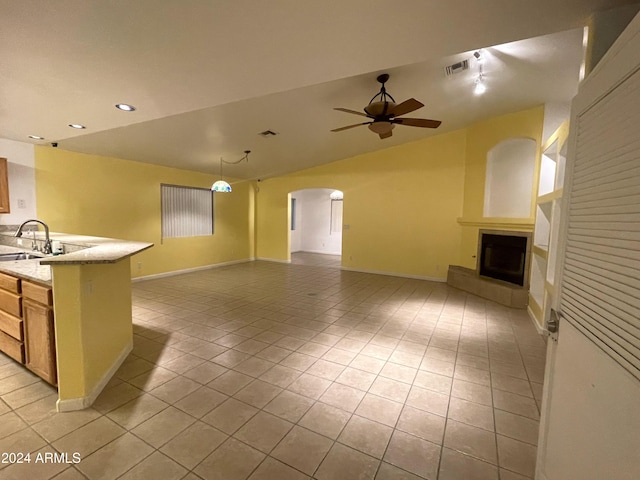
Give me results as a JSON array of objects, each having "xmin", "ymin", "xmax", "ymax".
[{"xmin": 536, "ymin": 13, "xmax": 640, "ymax": 480}]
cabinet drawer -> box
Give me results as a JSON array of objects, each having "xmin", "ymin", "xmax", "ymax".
[
  {"xmin": 0, "ymin": 309, "xmax": 23, "ymax": 341},
  {"xmin": 0, "ymin": 289, "xmax": 21, "ymax": 317},
  {"xmin": 0, "ymin": 329, "xmax": 24, "ymax": 363},
  {"xmin": 0, "ymin": 272, "xmax": 20, "ymax": 294},
  {"xmin": 22, "ymin": 281, "xmax": 53, "ymax": 306}
]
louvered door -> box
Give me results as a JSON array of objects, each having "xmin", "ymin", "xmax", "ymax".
[
  {"xmin": 560, "ymin": 67, "xmax": 640, "ymax": 380},
  {"xmin": 536, "ymin": 12, "xmax": 640, "ymax": 480}
]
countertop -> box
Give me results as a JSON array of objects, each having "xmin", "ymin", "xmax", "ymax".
[
  {"xmin": 0, "ymin": 244, "xmax": 53, "ymax": 284},
  {"xmin": 0, "ymin": 232, "xmax": 153, "ymax": 285}
]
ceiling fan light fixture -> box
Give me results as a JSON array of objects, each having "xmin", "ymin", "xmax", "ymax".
[
  {"xmin": 364, "ymin": 101, "xmax": 394, "ymax": 117},
  {"xmin": 368, "ymin": 122, "xmax": 394, "ymax": 134}
]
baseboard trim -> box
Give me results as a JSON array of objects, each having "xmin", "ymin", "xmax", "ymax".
[
  {"xmin": 296, "ymin": 249, "xmax": 342, "ymax": 255},
  {"xmin": 527, "ymin": 306, "xmax": 547, "ymax": 335},
  {"xmin": 256, "ymin": 257, "xmax": 292, "ymax": 264},
  {"xmin": 56, "ymin": 340, "xmax": 133, "ymax": 412},
  {"xmin": 340, "ymin": 266, "xmax": 446, "ymax": 283},
  {"xmin": 132, "ymin": 258, "xmax": 255, "ymax": 282}
]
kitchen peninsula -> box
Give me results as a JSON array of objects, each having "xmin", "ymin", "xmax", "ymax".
[{"xmin": 0, "ymin": 230, "xmax": 152, "ymax": 412}]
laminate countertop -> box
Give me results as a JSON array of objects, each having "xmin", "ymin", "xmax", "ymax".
[{"xmin": 0, "ymin": 232, "xmax": 153, "ymax": 285}]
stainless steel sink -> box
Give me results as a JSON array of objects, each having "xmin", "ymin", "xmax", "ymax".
[{"xmin": 0, "ymin": 252, "xmax": 45, "ymax": 261}]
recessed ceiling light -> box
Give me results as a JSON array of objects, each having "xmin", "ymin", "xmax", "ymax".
[
  {"xmin": 115, "ymin": 103, "xmax": 136, "ymax": 111},
  {"xmin": 68, "ymin": 124, "xmax": 86, "ymax": 129},
  {"xmin": 28, "ymin": 135, "xmax": 45, "ymax": 140}
]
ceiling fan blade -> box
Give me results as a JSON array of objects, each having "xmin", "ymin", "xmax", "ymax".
[
  {"xmin": 379, "ymin": 130, "xmax": 393, "ymax": 140},
  {"xmin": 393, "ymin": 117, "xmax": 442, "ymax": 128},
  {"xmin": 331, "ymin": 122, "xmax": 370, "ymax": 132},
  {"xmin": 334, "ymin": 107, "xmax": 369, "ymax": 118},
  {"xmin": 389, "ymin": 98, "xmax": 424, "ymax": 117}
]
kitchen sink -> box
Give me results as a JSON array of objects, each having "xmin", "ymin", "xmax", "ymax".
[{"xmin": 0, "ymin": 252, "xmax": 45, "ymax": 261}]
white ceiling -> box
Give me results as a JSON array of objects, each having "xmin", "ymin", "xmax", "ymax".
[{"xmin": 0, "ymin": 0, "xmax": 635, "ymax": 179}]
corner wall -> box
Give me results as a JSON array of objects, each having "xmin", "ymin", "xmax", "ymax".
[
  {"xmin": 457, "ymin": 106, "xmax": 544, "ymax": 269},
  {"xmin": 257, "ymin": 129, "xmax": 468, "ymax": 280},
  {"xmin": 256, "ymin": 106, "xmax": 544, "ymax": 281},
  {"xmin": 35, "ymin": 147, "xmax": 253, "ymax": 278}
]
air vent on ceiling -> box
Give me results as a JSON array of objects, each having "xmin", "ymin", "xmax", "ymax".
[
  {"xmin": 258, "ymin": 130, "xmax": 278, "ymax": 137},
  {"xmin": 445, "ymin": 59, "xmax": 469, "ymax": 76}
]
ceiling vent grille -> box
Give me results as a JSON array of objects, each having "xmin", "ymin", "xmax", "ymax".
[
  {"xmin": 259, "ymin": 130, "xmax": 278, "ymax": 137},
  {"xmin": 445, "ymin": 59, "xmax": 469, "ymax": 76}
]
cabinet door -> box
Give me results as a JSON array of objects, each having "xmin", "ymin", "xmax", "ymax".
[
  {"xmin": 0, "ymin": 158, "xmax": 9, "ymax": 214},
  {"xmin": 23, "ymin": 299, "xmax": 56, "ymax": 385}
]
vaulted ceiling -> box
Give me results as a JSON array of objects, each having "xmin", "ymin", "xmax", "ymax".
[{"xmin": 1, "ymin": 0, "xmax": 636, "ymax": 179}]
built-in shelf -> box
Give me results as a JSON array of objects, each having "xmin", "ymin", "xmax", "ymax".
[
  {"xmin": 545, "ymin": 280, "xmax": 555, "ymax": 294},
  {"xmin": 538, "ymin": 189, "xmax": 563, "ymax": 204},
  {"xmin": 456, "ymin": 217, "xmax": 534, "ymax": 228},
  {"xmin": 532, "ymin": 245, "xmax": 549, "ymax": 259},
  {"xmin": 528, "ymin": 120, "xmax": 569, "ymax": 333}
]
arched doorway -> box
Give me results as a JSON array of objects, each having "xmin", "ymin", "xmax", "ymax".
[{"xmin": 289, "ymin": 188, "xmax": 343, "ymax": 265}]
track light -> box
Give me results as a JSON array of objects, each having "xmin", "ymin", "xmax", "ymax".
[{"xmin": 474, "ymin": 75, "xmax": 486, "ymax": 95}]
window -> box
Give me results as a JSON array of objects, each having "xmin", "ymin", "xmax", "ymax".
[{"xmin": 161, "ymin": 184, "xmax": 213, "ymax": 239}]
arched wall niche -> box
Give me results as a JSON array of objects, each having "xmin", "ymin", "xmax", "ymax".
[{"xmin": 483, "ymin": 137, "xmax": 536, "ymax": 218}]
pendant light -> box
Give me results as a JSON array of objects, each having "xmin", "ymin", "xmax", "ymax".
[{"xmin": 211, "ymin": 150, "xmax": 251, "ymax": 192}]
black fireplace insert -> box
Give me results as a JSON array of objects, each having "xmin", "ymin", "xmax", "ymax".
[{"xmin": 479, "ymin": 233, "xmax": 528, "ymax": 286}]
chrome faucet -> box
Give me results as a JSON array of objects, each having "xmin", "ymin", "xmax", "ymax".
[{"xmin": 14, "ymin": 219, "xmax": 52, "ymax": 254}]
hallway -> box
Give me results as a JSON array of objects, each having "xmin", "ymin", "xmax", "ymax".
[{"xmin": 0, "ymin": 260, "xmax": 546, "ymax": 479}]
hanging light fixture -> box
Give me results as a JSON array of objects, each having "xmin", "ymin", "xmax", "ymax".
[
  {"xmin": 211, "ymin": 150, "xmax": 251, "ymax": 192},
  {"xmin": 472, "ymin": 50, "xmax": 487, "ymax": 95},
  {"xmin": 474, "ymin": 75, "xmax": 487, "ymax": 95}
]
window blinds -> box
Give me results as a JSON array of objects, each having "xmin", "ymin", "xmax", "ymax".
[
  {"xmin": 161, "ymin": 184, "xmax": 213, "ymax": 239},
  {"xmin": 560, "ymin": 67, "xmax": 640, "ymax": 381}
]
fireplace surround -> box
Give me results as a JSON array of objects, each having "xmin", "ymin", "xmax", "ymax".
[
  {"xmin": 447, "ymin": 229, "xmax": 531, "ymax": 308},
  {"xmin": 477, "ymin": 230, "xmax": 531, "ymax": 287}
]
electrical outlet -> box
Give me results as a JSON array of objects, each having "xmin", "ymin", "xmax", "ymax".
[
  {"xmin": 85, "ymin": 281, "xmax": 93, "ymax": 295},
  {"xmin": 17, "ymin": 238, "xmax": 23, "ymax": 247},
  {"xmin": 137, "ymin": 262, "xmax": 142, "ymax": 271},
  {"xmin": 17, "ymin": 199, "xmax": 26, "ymax": 208}
]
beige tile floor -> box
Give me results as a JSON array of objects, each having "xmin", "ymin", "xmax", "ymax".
[{"xmin": 0, "ymin": 254, "xmax": 547, "ymax": 480}]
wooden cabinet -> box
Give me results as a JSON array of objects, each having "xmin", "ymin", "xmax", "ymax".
[
  {"xmin": 0, "ymin": 157, "xmax": 10, "ymax": 214},
  {"xmin": 0, "ymin": 273, "xmax": 56, "ymax": 386},
  {"xmin": 23, "ymin": 299, "xmax": 56, "ymax": 385},
  {"xmin": 0, "ymin": 272, "xmax": 23, "ymax": 363}
]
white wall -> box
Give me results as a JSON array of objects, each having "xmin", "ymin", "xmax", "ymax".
[
  {"xmin": 0, "ymin": 138, "xmax": 37, "ymax": 225},
  {"xmin": 290, "ymin": 188, "xmax": 342, "ymax": 255},
  {"xmin": 290, "ymin": 194, "xmax": 302, "ymax": 252},
  {"xmin": 483, "ymin": 138, "xmax": 536, "ymax": 218},
  {"xmin": 540, "ymin": 322, "xmax": 640, "ymax": 480}
]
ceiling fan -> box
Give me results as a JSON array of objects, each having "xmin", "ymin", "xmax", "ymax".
[{"xmin": 331, "ymin": 73, "xmax": 441, "ymax": 139}]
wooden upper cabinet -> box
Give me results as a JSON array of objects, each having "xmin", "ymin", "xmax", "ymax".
[{"xmin": 0, "ymin": 158, "xmax": 9, "ymax": 214}]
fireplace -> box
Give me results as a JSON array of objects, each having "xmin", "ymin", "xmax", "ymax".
[{"xmin": 477, "ymin": 230, "xmax": 531, "ymax": 287}]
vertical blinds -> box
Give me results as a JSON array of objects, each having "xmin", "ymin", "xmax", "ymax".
[
  {"xmin": 161, "ymin": 184, "xmax": 213, "ymax": 239},
  {"xmin": 560, "ymin": 67, "xmax": 640, "ymax": 381}
]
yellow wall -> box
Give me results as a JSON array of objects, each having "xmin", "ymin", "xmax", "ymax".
[
  {"xmin": 52, "ymin": 260, "xmax": 132, "ymax": 403},
  {"xmin": 35, "ymin": 148, "xmax": 253, "ymax": 277},
  {"xmin": 35, "ymin": 106, "xmax": 544, "ymax": 282},
  {"xmin": 256, "ymin": 106, "xmax": 544, "ymax": 280},
  {"xmin": 257, "ymin": 130, "xmax": 468, "ymax": 279},
  {"xmin": 458, "ymin": 106, "xmax": 544, "ymax": 268}
]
